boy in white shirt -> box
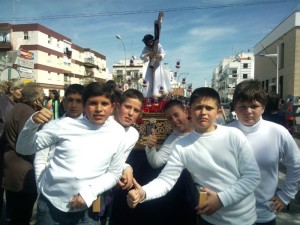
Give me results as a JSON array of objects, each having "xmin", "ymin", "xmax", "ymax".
[
  {"xmin": 127, "ymin": 87, "xmax": 261, "ymax": 225},
  {"xmin": 16, "ymin": 82, "xmax": 126, "ymax": 225},
  {"xmin": 34, "ymin": 83, "xmax": 85, "ymax": 187},
  {"xmin": 228, "ymin": 80, "xmax": 300, "ymax": 225},
  {"xmin": 145, "ymin": 99, "xmax": 193, "ymax": 168},
  {"xmin": 97, "ymin": 88, "xmax": 144, "ymax": 223},
  {"xmin": 114, "ymin": 89, "xmax": 144, "ymax": 189}
]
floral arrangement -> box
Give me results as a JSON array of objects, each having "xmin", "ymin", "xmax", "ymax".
[{"xmin": 142, "ymin": 98, "xmax": 167, "ymax": 113}]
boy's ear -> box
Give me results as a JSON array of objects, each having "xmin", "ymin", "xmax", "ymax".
[
  {"xmin": 115, "ymin": 102, "xmax": 120, "ymax": 111},
  {"xmin": 216, "ymin": 108, "xmax": 222, "ymax": 118},
  {"xmin": 111, "ymin": 102, "xmax": 115, "ymax": 110},
  {"xmin": 261, "ymin": 105, "xmax": 265, "ymax": 114}
]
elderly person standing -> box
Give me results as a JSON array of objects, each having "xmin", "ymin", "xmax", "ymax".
[
  {"xmin": 0, "ymin": 78, "xmax": 24, "ymax": 221},
  {"xmin": 1, "ymin": 82, "xmax": 44, "ymax": 225},
  {"xmin": 0, "ymin": 78, "xmax": 24, "ymax": 137}
]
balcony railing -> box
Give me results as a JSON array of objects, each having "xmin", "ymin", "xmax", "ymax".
[{"xmin": 84, "ymin": 57, "xmax": 96, "ymax": 67}]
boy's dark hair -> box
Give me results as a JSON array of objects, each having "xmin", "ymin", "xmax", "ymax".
[
  {"xmin": 264, "ymin": 92, "xmax": 280, "ymax": 113},
  {"xmin": 163, "ymin": 99, "xmax": 185, "ymax": 112},
  {"xmin": 232, "ymin": 80, "xmax": 267, "ymax": 107},
  {"xmin": 106, "ymin": 80, "xmax": 117, "ymax": 90},
  {"xmin": 83, "ymin": 82, "xmax": 115, "ymax": 105},
  {"xmin": 64, "ymin": 84, "xmax": 84, "ymax": 97},
  {"xmin": 190, "ymin": 87, "xmax": 221, "ymax": 108},
  {"xmin": 119, "ymin": 89, "xmax": 144, "ymax": 107}
]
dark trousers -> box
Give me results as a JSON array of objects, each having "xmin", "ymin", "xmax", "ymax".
[
  {"xmin": 198, "ymin": 216, "xmax": 214, "ymax": 225},
  {"xmin": 0, "ymin": 187, "xmax": 3, "ymax": 219},
  {"xmin": 6, "ymin": 190, "xmax": 37, "ymax": 225},
  {"xmin": 198, "ymin": 215, "xmax": 258, "ymax": 225},
  {"xmin": 256, "ymin": 219, "xmax": 276, "ymax": 225}
]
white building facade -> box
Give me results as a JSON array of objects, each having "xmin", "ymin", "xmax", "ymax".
[
  {"xmin": 112, "ymin": 57, "xmax": 178, "ymax": 93},
  {"xmin": 211, "ymin": 52, "xmax": 254, "ymax": 102},
  {"xmin": 0, "ymin": 23, "xmax": 109, "ymax": 95}
]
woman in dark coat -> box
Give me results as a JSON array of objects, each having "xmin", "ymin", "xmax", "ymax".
[{"xmin": 2, "ymin": 82, "xmax": 44, "ymax": 225}]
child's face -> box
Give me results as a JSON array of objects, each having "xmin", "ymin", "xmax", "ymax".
[
  {"xmin": 115, "ymin": 97, "xmax": 142, "ymax": 127},
  {"xmin": 189, "ymin": 97, "xmax": 220, "ymax": 133},
  {"xmin": 234, "ymin": 100, "xmax": 264, "ymax": 126},
  {"xmin": 85, "ymin": 95, "xmax": 114, "ymax": 125},
  {"xmin": 164, "ymin": 105, "xmax": 190, "ymax": 133},
  {"xmin": 63, "ymin": 93, "xmax": 84, "ymax": 118}
]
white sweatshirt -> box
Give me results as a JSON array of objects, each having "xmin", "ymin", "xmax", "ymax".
[
  {"xmin": 228, "ymin": 118, "xmax": 300, "ymax": 223},
  {"xmin": 145, "ymin": 130, "xmax": 189, "ymax": 168},
  {"xmin": 142, "ymin": 125, "xmax": 260, "ymax": 225},
  {"xmin": 34, "ymin": 113, "xmax": 84, "ymax": 192},
  {"xmin": 123, "ymin": 126, "xmax": 139, "ymax": 169},
  {"xmin": 16, "ymin": 115, "xmax": 126, "ymax": 212}
]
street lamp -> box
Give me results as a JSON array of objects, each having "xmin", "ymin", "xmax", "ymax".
[
  {"xmin": 115, "ymin": 35, "xmax": 127, "ymax": 83},
  {"xmin": 258, "ymin": 45, "xmax": 279, "ymax": 94}
]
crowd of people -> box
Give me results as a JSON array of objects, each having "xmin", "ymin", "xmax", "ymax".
[{"xmin": 0, "ymin": 78, "xmax": 299, "ymax": 225}]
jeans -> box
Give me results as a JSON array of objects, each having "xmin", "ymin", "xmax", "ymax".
[{"xmin": 37, "ymin": 194, "xmax": 100, "ymax": 225}]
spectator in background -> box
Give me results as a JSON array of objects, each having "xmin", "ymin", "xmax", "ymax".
[
  {"xmin": 0, "ymin": 78, "xmax": 24, "ymax": 221},
  {"xmin": 0, "ymin": 80, "xmax": 8, "ymax": 96},
  {"xmin": 0, "ymin": 79, "xmax": 24, "ymax": 137},
  {"xmin": 263, "ymin": 92, "xmax": 287, "ymax": 128},
  {"xmin": 46, "ymin": 90, "xmax": 60, "ymax": 120},
  {"xmin": 1, "ymin": 82, "xmax": 44, "ymax": 225},
  {"xmin": 285, "ymin": 98, "xmax": 295, "ymax": 135},
  {"xmin": 278, "ymin": 98, "xmax": 285, "ymax": 112}
]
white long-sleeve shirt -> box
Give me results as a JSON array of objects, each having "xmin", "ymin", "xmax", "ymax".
[
  {"xmin": 123, "ymin": 126, "xmax": 139, "ymax": 169},
  {"xmin": 145, "ymin": 130, "xmax": 189, "ymax": 168},
  {"xmin": 16, "ymin": 115, "xmax": 126, "ymax": 212},
  {"xmin": 34, "ymin": 113, "xmax": 84, "ymax": 192},
  {"xmin": 142, "ymin": 125, "xmax": 260, "ymax": 225},
  {"xmin": 228, "ymin": 118, "xmax": 300, "ymax": 223}
]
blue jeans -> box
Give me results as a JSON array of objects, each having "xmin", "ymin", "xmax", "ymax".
[{"xmin": 37, "ymin": 194, "xmax": 100, "ymax": 225}]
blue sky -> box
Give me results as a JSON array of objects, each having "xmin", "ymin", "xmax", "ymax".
[{"xmin": 1, "ymin": 0, "xmax": 299, "ymax": 89}]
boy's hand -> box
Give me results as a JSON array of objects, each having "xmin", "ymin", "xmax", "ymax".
[
  {"xmin": 195, "ymin": 187, "xmax": 223, "ymax": 215},
  {"xmin": 127, "ymin": 178, "xmax": 145, "ymax": 208},
  {"xmin": 147, "ymin": 128, "xmax": 157, "ymax": 148},
  {"xmin": 118, "ymin": 166, "xmax": 134, "ymax": 190},
  {"xmin": 270, "ymin": 195, "xmax": 286, "ymax": 213},
  {"xmin": 70, "ymin": 193, "xmax": 87, "ymax": 210},
  {"xmin": 33, "ymin": 108, "xmax": 53, "ymax": 124}
]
